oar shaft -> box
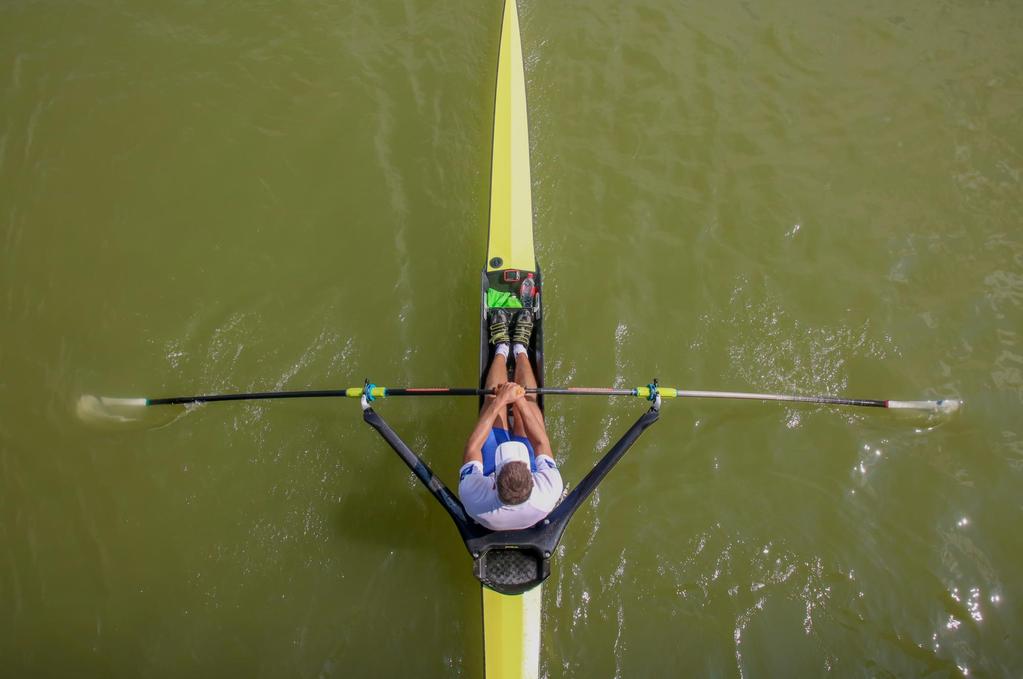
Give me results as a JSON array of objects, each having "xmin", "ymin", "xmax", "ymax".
[
  {"xmin": 673, "ymin": 389, "xmax": 886, "ymax": 408},
  {"xmin": 146, "ymin": 389, "xmax": 349, "ymax": 406},
  {"xmin": 661, "ymin": 389, "xmax": 958, "ymax": 413}
]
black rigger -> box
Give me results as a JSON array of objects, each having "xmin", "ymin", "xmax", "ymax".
[{"xmin": 362, "ymin": 404, "xmax": 661, "ymax": 595}]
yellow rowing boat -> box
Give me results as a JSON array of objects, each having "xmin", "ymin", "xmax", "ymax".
[{"xmin": 480, "ymin": 1, "xmax": 543, "ymax": 676}]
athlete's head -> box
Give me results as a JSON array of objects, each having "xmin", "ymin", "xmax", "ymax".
[{"xmin": 495, "ymin": 441, "xmax": 533, "ymax": 505}]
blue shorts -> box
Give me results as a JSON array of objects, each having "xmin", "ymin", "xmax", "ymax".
[{"xmin": 481, "ymin": 427, "xmax": 537, "ymax": 476}]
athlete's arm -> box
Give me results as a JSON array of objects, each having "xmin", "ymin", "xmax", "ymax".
[
  {"xmin": 512, "ymin": 400, "xmax": 552, "ymax": 459},
  {"xmin": 463, "ymin": 383, "xmax": 525, "ymax": 465}
]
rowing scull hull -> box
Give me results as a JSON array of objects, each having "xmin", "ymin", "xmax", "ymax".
[{"xmin": 479, "ymin": 1, "xmax": 543, "ymax": 677}]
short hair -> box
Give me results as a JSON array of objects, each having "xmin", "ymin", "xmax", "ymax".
[{"xmin": 496, "ymin": 461, "xmax": 533, "ymax": 505}]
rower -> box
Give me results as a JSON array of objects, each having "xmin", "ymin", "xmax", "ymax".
[{"xmin": 458, "ymin": 309, "xmax": 564, "ymax": 531}]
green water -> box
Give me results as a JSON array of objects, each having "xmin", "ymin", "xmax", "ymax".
[{"xmin": 2, "ymin": 0, "xmax": 1021, "ymax": 676}]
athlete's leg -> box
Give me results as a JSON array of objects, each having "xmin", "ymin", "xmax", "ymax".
[
  {"xmin": 485, "ymin": 352, "xmax": 510, "ymax": 431},
  {"xmin": 513, "ymin": 350, "xmax": 539, "ymax": 403},
  {"xmin": 511, "ymin": 351, "xmax": 544, "ymax": 439}
]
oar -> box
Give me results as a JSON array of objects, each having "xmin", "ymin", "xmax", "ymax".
[
  {"xmin": 636, "ymin": 387, "xmax": 960, "ymax": 413},
  {"xmin": 82, "ymin": 385, "xmax": 961, "ymax": 412}
]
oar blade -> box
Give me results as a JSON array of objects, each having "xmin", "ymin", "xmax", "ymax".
[
  {"xmin": 75, "ymin": 394, "xmax": 184, "ymax": 430},
  {"xmin": 887, "ymin": 399, "xmax": 962, "ymax": 414}
]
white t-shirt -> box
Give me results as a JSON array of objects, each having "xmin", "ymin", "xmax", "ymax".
[{"xmin": 458, "ymin": 455, "xmax": 563, "ymax": 531}]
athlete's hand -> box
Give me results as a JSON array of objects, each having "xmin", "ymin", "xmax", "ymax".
[{"xmin": 494, "ymin": 382, "xmax": 526, "ymax": 405}]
